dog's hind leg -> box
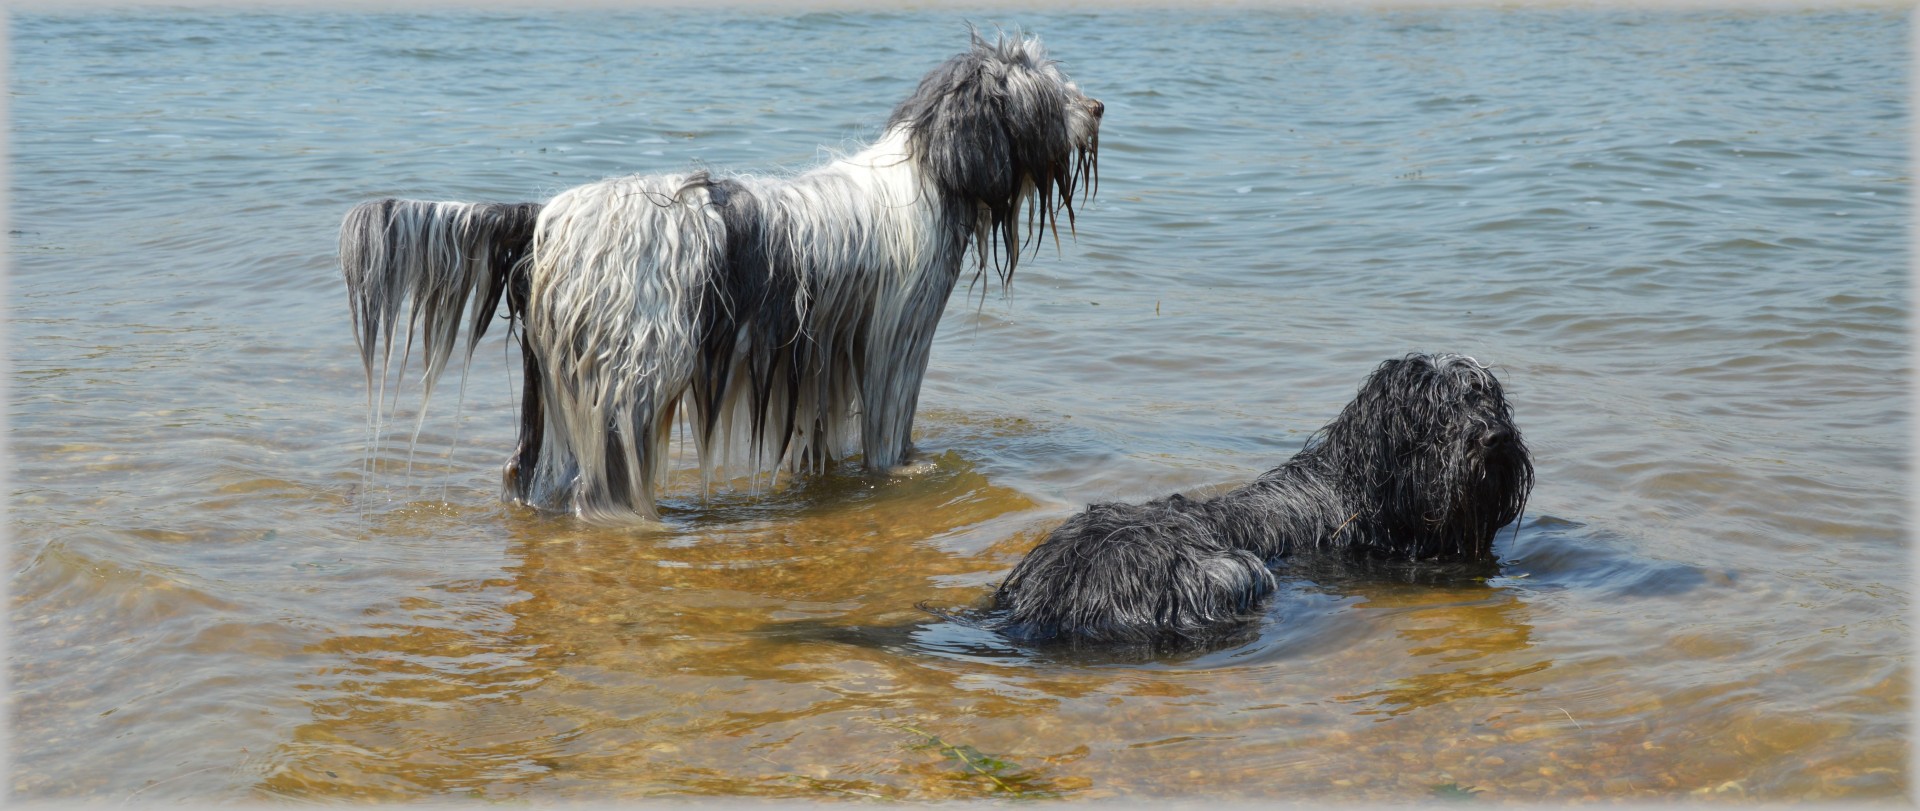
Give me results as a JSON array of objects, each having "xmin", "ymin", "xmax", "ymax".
[
  {"xmin": 524, "ymin": 175, "xmax": 722, "ymax": 522},
  {"xmin": 501, "ymin": 328, "xmax": 546, "ymax": 504},
  {"xmin": 602, "ymin": 397, "xmax": 679, "ymax": 508},
  {"xmin": 501, "ymin": 263, "xmax": 545, "ymax": 504}
]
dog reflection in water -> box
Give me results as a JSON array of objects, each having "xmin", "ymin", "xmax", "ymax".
[{"xmin": 989, "ymin": 353, "xmax": 1534, "ymax": 646}]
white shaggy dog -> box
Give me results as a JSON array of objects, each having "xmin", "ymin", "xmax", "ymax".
[{"xmin": 340, "ymin": 32, "xmax": 1102, "ymax": 522}]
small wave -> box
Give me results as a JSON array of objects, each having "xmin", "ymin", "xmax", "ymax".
[{"xmin": 1504, "ymin": 516, "xmax": 1731, "ymax": 599}]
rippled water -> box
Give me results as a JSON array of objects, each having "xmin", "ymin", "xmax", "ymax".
[{"xmin": 10, "ymin": 8, "xmax": 1908, "ymax": 803}]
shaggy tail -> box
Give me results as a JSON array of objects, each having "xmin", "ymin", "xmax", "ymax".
[{"xmin": 339, "ymin": 198, "xmax": 541, "ymax": 482}]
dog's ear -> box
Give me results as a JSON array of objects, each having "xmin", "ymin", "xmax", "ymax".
[
  {"xmin": 893, "ymin": 47, "xmax": 1020, "ymax": 212},
  {"xmin": 892, "ymin": 36, "xmax": 1082, "ymax": 281},
  {"xmin": 901, "ymin": 39, "xmax": 1081, "ymax": 200}
]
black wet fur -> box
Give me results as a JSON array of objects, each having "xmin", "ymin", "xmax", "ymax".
[{"xmin": 990, "ymin": 353, "xmax": 1534, "ymax": 646}]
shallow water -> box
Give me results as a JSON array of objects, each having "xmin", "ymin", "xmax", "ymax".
[{"xmin": 9, "ymin": 8, "xmax": 1909, "ymax": 803}]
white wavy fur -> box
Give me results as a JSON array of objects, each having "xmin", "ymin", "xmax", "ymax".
[{"xmin": 523, "ymin": 131, "xmax": 951, "ymax": 520}]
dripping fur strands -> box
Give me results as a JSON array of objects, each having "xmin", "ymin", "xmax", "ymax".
[
  {"xmin": 990, "ymin": 353, "xmax": 1535, "ymax": 647},
  {"xmin": 340, "ymin": 32, "xmax": 1102, "ymax": 522}
]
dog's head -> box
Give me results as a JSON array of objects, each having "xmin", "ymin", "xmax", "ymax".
[
  {"xmin": 1316, "ymin": 353, "xmax": 1534, "ymax": 561},
  {"xmin": 889, "ymin": 30, "xmax": 1102, "ymax": 284}
]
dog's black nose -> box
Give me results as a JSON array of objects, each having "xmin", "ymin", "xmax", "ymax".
[
  {"xmin": 1478, "ymin": 427, "xmax": 1513, "ymax": 449},
  {"xmin": 1088, "ymin": 99, "xmax": 1105, "ymax": 119}
]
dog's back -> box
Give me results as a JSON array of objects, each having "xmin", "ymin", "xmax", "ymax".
[{"xmin": 991, "ymin": 494, "xmax": 1276, "ymax": 645}]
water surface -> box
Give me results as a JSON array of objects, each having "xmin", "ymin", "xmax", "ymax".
[{"xmin": 10, "ymin": 8, "xmax": 1908, "ymax": 803}]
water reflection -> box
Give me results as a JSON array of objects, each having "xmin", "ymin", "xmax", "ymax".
[
  {"xmin": 128, "ymin": 453, "xmax": 1906, "ymax": 803},
  {"xmin": 259, "ymin": 453, "xmax": 1084, "ymax": 800},
  {"xmin": 262, "ymin": 484, "xmax": 1573, "ymax": 801},
  {"xmin": 1329, "ymin": 587, "xmax": 1546, "ymax": 718}
]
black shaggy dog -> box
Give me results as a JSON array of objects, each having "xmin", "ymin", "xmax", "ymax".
[{"xmin": 990, "ymin": 353, "xmax": 1533, "ymax": 645}]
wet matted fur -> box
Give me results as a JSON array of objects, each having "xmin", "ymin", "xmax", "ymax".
[
  {"xmin": 339, "ymin": 32, "xmax": 1101, "ymax": 522},
  {"xmin": 991, "ymin": 353, "xmax": 1534, "ymax": 646}
]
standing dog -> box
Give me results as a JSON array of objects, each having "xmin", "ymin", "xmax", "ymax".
[
  {"xmin": 340, "ymin": 32, "xmax": 1101, "ymax": 522},
  {"xmin": 992, "ymin": 354, "xmax": 1533, "ymax": 645}
]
